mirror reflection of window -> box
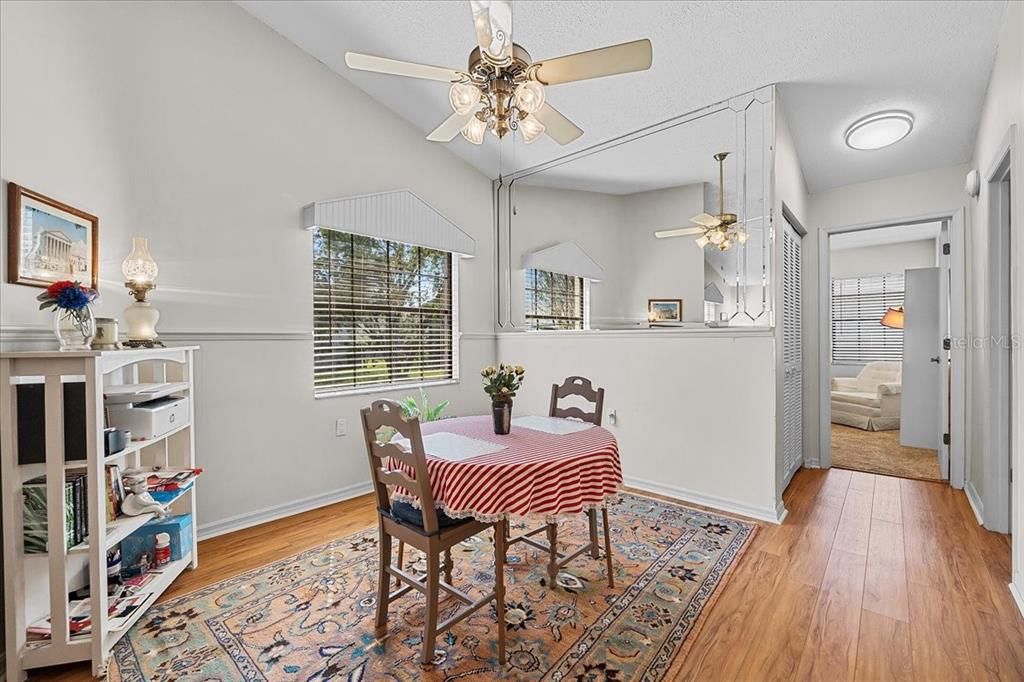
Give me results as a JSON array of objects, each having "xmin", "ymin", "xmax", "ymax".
[
  {"xmin": 503, "ymin": 87, "xmax": 774, "ymax": 330},
  {"xmin": 524, "ymin": 269, "xmax": 587, "ymax": 330}
]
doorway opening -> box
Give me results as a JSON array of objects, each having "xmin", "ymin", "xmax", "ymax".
[{"xmin": 817, "ymin": 210, "xmax": 967, "ymax": 486}]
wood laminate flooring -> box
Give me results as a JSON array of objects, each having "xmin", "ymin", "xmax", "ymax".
[{"xmin": 32, "ymin": 468, "xmax": 1024, "ymax": 681}]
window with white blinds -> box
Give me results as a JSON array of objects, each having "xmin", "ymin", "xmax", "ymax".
[
  {"xmin": 312, "ymin": 228, "xmax": 454, "ymax": 396},
  {"xmin": 524, "ymin": 269, "xmax": 586, "ymax": 330},
  {"xmin": 831, "ymin": 273, "xmax": 904, "ymax": 364}
]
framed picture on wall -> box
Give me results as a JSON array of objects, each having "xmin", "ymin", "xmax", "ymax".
[
  {"xmin": 6, "ymin": 182, "xmax": 99, "ymax": 289},
  {"xmin": 648, "ymin": 298, "xmax": 683, "ymax": 322}
]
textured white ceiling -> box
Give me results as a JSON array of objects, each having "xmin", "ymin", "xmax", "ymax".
[{"xmin": 238, "ymin": 0, "xmax": 1006, "ymax": 193}]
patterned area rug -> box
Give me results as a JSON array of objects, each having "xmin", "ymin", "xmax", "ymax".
[{"xmin": 109, "ymin": 493, "xmax": 755, "ymax": 681}]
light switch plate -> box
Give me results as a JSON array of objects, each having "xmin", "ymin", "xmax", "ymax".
[{"xmin": 335, "ymin": 418, "xmax": 347, "ymax": 437}]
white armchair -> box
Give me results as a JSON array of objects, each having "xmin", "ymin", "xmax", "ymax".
[{"xmin": 830, "ymin": 361, "xmax": 902, "ymax": 431}]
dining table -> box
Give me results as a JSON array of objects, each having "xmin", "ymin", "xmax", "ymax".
[{"xmin": 390, "ymin": 413, "xmax": 622, "ymax": 587}]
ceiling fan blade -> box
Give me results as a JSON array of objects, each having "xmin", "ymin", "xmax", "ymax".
[
  {"xmin": 345, "ymin": 52, "xmax": 464, "ymax": 82},
  {"xmin": 655, "ymin": 227, "xmax": 704, "ymax": 239},
  {"xmin": 426, "ymin": 110, "xmax": 477, "ymax": 142},
  {"xmin": 690, "ymin": 213, "xmax": 722, "ymax": 227},
  {"xmin": 471, "ymin": 0, "xmax": 513, "ymax": 66},
  {"xmin": 533, "ymin": 103, "xmax": 583, "ymax": 145},
  {"xmin": 531, "ymin": 39, "xmax": 652, "ymax": 86}
]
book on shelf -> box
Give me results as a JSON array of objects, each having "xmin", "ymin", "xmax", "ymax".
[{"xmin": 22, "ymin": 476, "xmax": 76, "ymax": 553}]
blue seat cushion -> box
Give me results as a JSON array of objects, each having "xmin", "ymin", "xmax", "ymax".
[{"xmin": 390, "ymin": 500, "xmax": 465, "ymax": 529}]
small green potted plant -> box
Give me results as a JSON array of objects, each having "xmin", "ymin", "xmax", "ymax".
[{"xmin": 482, "ymin": 364, "xmax": 525, "ymax": 435}]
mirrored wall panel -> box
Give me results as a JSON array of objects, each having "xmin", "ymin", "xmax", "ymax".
[{"xmin": 496, "ymin": 86, "xmax": 773, "ymax": 330}]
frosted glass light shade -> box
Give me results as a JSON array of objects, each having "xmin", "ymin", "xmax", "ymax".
[
  {"xmin": 845, "ymin": 111, "xmax": 914, "ymax": 150},
  {"xmin": 513, "ymin": 81, "xmax": 545, "ymax": 114},
  {"xmin": 122, "ymin": 236, "xmax": 158, "ymax": 284},
  {"xmin": 124, "ymin": 301, "xmax": 160, "ymax": 342},
  {"xmin": 449, "ymin": 82, "xmax": 480, "ymax": 115},
  {"xmin": 519, "ymin": 114, "xmax": 545, "ymax": 143},
  {"xmin": 695, "ymin": 235, "xmax": 710, "ymax": 248},
  {"xmin": 461, "ymin": 116, "xmax": 487, "ymax": 145}
]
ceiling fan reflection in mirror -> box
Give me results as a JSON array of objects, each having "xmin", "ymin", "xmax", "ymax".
[
  {"xmin": 344, "ymin": 0, "xmax": 652, "ymax": 146},
  {"xmin": 654, "ymin": 151, "xmax": 748, "ymax": 251}
]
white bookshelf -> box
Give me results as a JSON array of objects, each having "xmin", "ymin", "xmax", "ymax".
[{"xmin": 1, "ymin": 346, "xmax": 199, "ymax": 680}]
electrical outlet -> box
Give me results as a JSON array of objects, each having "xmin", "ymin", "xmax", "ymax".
[{"xmin": 335, "ymin": 418, "xmax": 347, "ymax": 437}]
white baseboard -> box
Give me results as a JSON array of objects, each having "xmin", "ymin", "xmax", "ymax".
[
  {"xmin": 965, "ymin": 480, "xmax": 985, "ymax": 525},
  {"xmin": 197, "ymin": 480, "xmax": 373, "ymax": 540},
  {"xmin": 1010, "ymin": 581, "xmax": 1024, "ymax": 618},
  {"xmin": 624, "ymin": 476, "xmax": 787, "ymax": 524}
]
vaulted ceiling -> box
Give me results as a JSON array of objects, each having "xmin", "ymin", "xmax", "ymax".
[{"xmin": 239, "ymin": 0, "xmax": 1006, "ymax": 194}]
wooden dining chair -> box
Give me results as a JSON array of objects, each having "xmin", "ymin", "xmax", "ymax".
[
  {"xmin": 507, "ymin": 376, "xmax": 615, "ymax": 589},
  {"xmin": 360, "ymin": 399, "xmax": 507, "ymax": 666}
]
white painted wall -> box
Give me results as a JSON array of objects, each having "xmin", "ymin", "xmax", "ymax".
[
  {"xmin": 964, "ymin": 0, "xmax": 1023, "ymax": 609},
  {"xmin": 802, "ymin": 164, "xmax": 970, "ymax": 468},
  {"xmin": 0, "ymin": 0, "xmax": 498, "ymax": 534},
  {"xmin": 619, "ymin": 185, "xmax": 706, "ymax": 323},
  {"xmin": 496, "ymin": 329, "xmax": 783, "ymax": 522},
  {"xmin": 509, "ymin": 182, "xmax": 706, "ymax": 327},
  {"xmin": 830, "ymin": 239, "xmax": 936, "ymax": 279},
  {"xmin": 509, "ymin": 184, "xmax": 625, "ymax": 326}
]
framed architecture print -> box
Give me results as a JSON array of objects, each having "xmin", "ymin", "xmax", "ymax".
[
  {"xmin": 7, "ymin": 183, "xmax": 99, "ymax": 288},
  {"xmin": 648, "ymin": 298, "xmax": 683, "ymax": 322}
]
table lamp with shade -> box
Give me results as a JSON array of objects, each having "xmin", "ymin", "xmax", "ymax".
[
  {"xmin": 122, "ymin": 236, "xmax": 164, "ymax": 348},
  {"xmin": 880, "ymin": 306, "xmax": 905, "ymax": 329}
]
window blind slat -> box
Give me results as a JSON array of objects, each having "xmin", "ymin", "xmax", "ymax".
[
  {"xmin": 831, "ymin": 273, "xmax": 904, "ymax": 364},
  {"xmin": 524, "ymin": 268, "xmax": 585, "ymax": 330},
  {"xmin": 313, "ymin": 228, "xmax": 454, "ymax": 394}
]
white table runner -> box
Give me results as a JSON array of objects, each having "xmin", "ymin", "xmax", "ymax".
[
  {"xmin": 393, "ymin": 431, "xmax": 507, "ymax": 461},
  {"xmin": 512, "ymin": 415, "xmax": 596, "ymax": 435}
]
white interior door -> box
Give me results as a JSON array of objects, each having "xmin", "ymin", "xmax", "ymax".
[
  {"xmin": 782, "ymin": 219, "xmax": 803, "ymax": 487},
  {"xmin": 902, "ymin": 267, "xmax": 942, "ymax": 454}
]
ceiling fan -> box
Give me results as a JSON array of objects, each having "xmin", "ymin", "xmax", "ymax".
[
  {"xmin": 654, "ymin": 151, "xmax": 748, "ymax": 251},
  {"xmin": 344, "ymin": 0, "xmax": 652, "ymax": 146}
]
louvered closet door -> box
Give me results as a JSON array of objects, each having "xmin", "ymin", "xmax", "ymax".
[{"xmin": 782, "ymin": 219, "xmax": 803, "ymax": 488}]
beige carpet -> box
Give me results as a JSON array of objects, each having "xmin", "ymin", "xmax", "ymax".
[{"xmin": 831, "ymin": 424, "xmax": 943, "ymax": 481}]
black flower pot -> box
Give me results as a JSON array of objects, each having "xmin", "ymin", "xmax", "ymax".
[{"xmin": 492, "ymin": 400, "xmax": 512, "ymax": 435}]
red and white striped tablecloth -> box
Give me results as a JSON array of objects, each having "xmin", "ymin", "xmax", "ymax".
[{"xmin": 391, "ymin": 415, "xmax": 621, "ymax": 522}]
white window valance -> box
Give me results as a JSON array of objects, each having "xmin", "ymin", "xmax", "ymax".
[
  {"xmin": 521, "ymin": 241, "xmax": 604, "ymax": 282},
  {"xmin": 704, "ymin": 282, "xmax": 724, "ymax": 304},
  {"xmin": 301, "ymin": 189, "xmax": 475, "ymax": 257}
]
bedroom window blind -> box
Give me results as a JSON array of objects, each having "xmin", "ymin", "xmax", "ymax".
[
  {"xmin": 831, "ymin": 273, "xmax": 904, "ymax": 363},
  {"xmin": 313, "ymin": 227, "xmax": 453, "ymax": 395},
  {"xmin": 524, "ymin": 269, "xmax": 586, "ymax": 330}
]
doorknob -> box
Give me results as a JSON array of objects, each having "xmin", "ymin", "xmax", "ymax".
[{"xmin": 930, "ymin": 356, "xmax": 941, "ymax": 364}]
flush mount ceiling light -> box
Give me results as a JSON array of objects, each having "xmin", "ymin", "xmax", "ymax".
[{"xmin": 844, "ymin": 111, "xmax": 914, "ymax": 150}]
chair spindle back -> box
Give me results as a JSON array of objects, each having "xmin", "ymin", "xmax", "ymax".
[
  {"xmin": 549, "ymin": 376, "xmax": 605, "ymax": 426},
  {"xmin": 360, "ymin": 399, "xmax": 440, "ymax": 533}
]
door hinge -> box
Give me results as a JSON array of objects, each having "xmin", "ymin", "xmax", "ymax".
[
  {"xmin": 942, "ymin": 242, "xmax": 951, "ymax": 255},
  {"xmin": 943, "ymin": 432, "xmax": 951, "ymax": 446},
  {"xmin": 943, "ymin": 337, "xmax": 951, "ymax": 350}
]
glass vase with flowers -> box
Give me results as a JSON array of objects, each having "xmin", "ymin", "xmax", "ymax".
[
  {"xmin": 482, "ymin": 364, "xmax": 525, "ymax": 434},
  {"xmin": 37, "ymin": 280, "xmax": 99, "ymax": 351}
]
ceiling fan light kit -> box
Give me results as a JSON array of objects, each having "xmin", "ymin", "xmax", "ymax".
[
  {"xmin": 654, "ymin": 151, "xmax": 748, "ymax": 252},
  {"xmin": 344, "ymin": 0, "xmax": 652, "ymax": 147}
]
